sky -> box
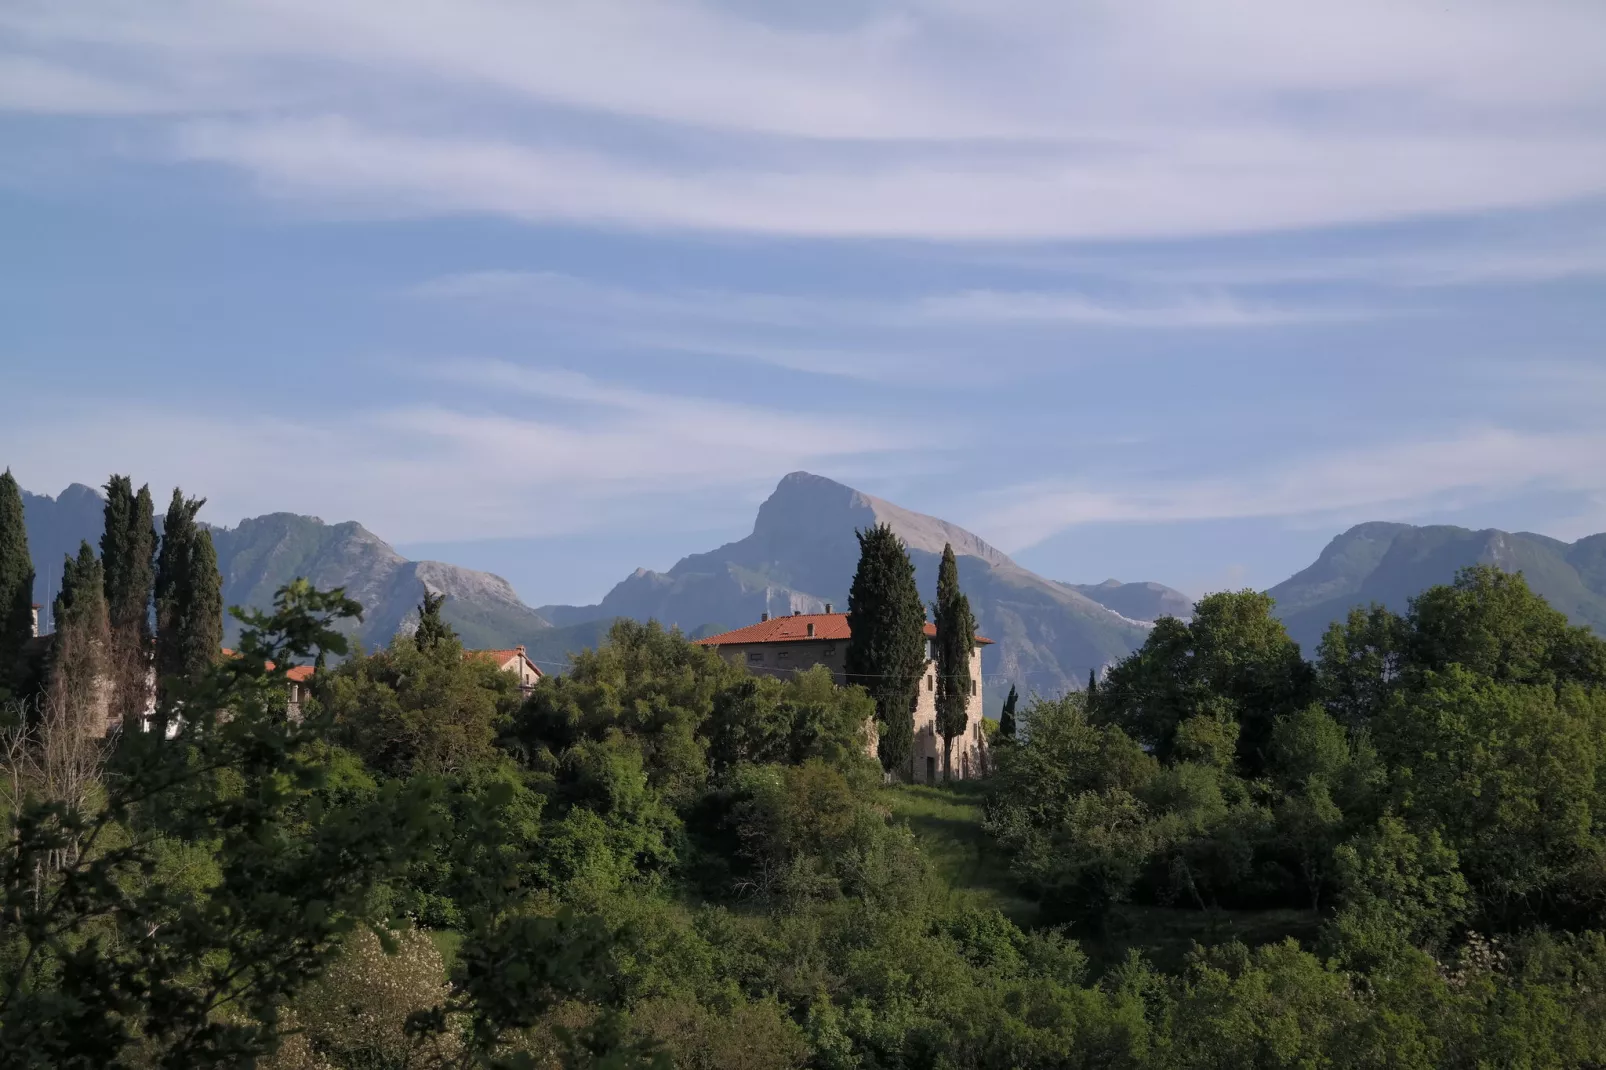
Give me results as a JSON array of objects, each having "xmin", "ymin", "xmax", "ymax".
[{"xmin": 3, "ymin": 0, "xmax": 1606, "ymax": 607}]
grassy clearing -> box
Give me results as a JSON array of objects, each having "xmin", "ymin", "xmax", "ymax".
[{"xmin": 883, "ymin": 781, "xmax": 1039, "ymax": 928}]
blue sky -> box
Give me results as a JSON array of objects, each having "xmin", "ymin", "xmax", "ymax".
[{"xmin": 3, "ymin": 0, "xmax": 1605, "ymax": 607}]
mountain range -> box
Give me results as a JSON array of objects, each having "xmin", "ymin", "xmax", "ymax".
[
  {"xmin": 1269, "ymin": 521, "xmax": 1606, "ymax": 652},
  {"xmin": 18, "ymin": 474, "xmax": 1606, "ymax": 710}
]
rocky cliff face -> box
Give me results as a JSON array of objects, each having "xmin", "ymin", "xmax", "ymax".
[{"xmin": 540, "ymin": 472, "xmax": 1153, "ymax": 709}]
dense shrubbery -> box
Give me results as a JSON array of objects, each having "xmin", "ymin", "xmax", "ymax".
[{"xmin": 7, "ymin": 564, "xmax": 1606, "ymax": 1067}]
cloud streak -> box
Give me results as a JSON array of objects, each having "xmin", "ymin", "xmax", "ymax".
[
  {"xmin": 980, "ymin": 428, "xmax": 1606, "ymax": 551},
  {"xmin": 0, "ymin": 368, "xmax": 930, "ymax": 543},
  {"xmin": 2, "ymin": 0, "xmax": 1603, "ymax": 240}
]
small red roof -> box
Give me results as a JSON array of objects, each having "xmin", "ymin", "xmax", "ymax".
[
  {"xmin": 222, "ymin": 648, "xmax": 315, "ymax": 681},
  {"xmin": 695, "ymin": 612, "xmax": 991, "ymax": 647},
  {"xmin": 464, "ymin": 646, "xmax": 543, "ymax": 675}
]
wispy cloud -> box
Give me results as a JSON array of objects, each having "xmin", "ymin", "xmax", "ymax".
[
  {"xmin": 3, "ymin": 0, "xmax": 1603, "ymax": 240},
  {"xmin": 0, "ymin": 369, "xmax": 930, "ymax": 543},
  {"xmin": 980, "ymin": 428, "xmax": 1606, "ymax": 551}
]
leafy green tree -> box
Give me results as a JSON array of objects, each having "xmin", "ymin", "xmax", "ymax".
[
  {"xmin": 1097, "ymin": 590, "xmax": 1312, "ymax": 773},
  {"xmin": 1405, "ymin": 564, "xmax": 1606, "ymax": 687},
  {"xmin": 703, "ymin": 666, "xmax": 877, "ymax": 776},
  {"xmin": 99, "ymin": 476, "xmax": 157, "ymax": 724},
  {"xmin": 998, "ymin": 684, "xmax": 1018, "ymax": 741},
  {"xmin": 844, "ymin": 524, "xmax": 926, "ymax": 779},
  {"xmin": 933, "ymin": 543, "xmax": 976, "ymax": 780},
  {"xmin": 1328, "ymin": 815, "xmax": 1469, "ymax": 961},
  {"xmin": 1316, "ymin": 603, "xmax": 1405, "ymax": 728},
  {"xmin": 415, "ymin": 586, "xmax": 453, "ymax": 650},
  {"xmin": 1371, "ymin": 667, "xmax": 1606, "ymax": 931},
  {"xmin": 511, "ymin": 618, "xmax": 740, "ymax": 808},
  {"xmin": 321, "ymin": 629, "xmax": 521, "ymax": 779},
  {"xmin": 0, "ymin": 468, "xmax": 35, "ymax": 694}
]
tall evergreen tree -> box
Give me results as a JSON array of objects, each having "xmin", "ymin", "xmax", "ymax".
[
  {"xmin": 1086, "ymin": 667, "xmax": 1099, "ymax": 712},
  {"xmin": 844, "ymin": 523, "xmax": 926, "ymax": 779},
  {"xmin": 54, "ymin": 542, "xmax": 105, "ymax": 632},
  {"xmin": 999, "ymin": 684, "xmax": 1019, "ymax": 741},
  {"xmin": 155, "ymin": 488, "xmax": 200, "ymax": 688},
  {"xmin": 934, "ymin": 543, "xmax": 977, "ymax": 781},
  {"xmin": 154, "ymin": 489, "xmax": 221, "ymax": 711},
  {"xmin": 49, "ymin": 540, "xmax": 112, "ymax": 738},
  {"xmin": 100, "ymin": 476, "xmax": 157, "ymax": 722},
  {"xmin": 0, "ymin": 469, "xmax": 34, "ymax": 692},
  {"xmin": 414, "ymin": 588, "xmax": 454, "ymax": 650},
  {"xmin": 178, "ymin": 528, "xmax": 224, "ymax": 680}
]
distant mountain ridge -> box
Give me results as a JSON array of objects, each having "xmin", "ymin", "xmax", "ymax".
[
  {"xmin": 539, "ymin": 472, "xmax": 1157, "ymax": 709},
  {"xmin": 1269, "ymin": 521, "xmax": 1606, "ymax": 651},
  {"xmin": 19, "ymin": 485, "xmax": 554, "ymax": 654},
  {"xmin": 1070, "ymin": 580, "xmax": 1194, "ymax": 624}
]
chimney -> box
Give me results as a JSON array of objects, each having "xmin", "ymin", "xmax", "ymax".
[
  {"xmin": 806, "ymin": 622, "xmax": 815, "ymax": 637},
  {"xmin": 761, "ymin": 612, "xmax": 769, "ymax": 622},
  {"xmin": 824, "ymin": 602, "xmax": 833, "ymax": 614},
  {"xmin": 515, "ymin": 645, "xmax": 525, "ymax": 655},
  {"xmin": 793, "ymin": 610, "xmax": 801, "ymax": 616}
]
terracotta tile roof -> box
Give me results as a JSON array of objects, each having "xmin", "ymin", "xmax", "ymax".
[
  {"xmin": 694, "ymin": 612, "xmax": 991, "ymax": 647},
  {"xmin": 222, "ymin": 647, "xmax": 316, "ymax": 681},
  {"xmin": 464, "ymin": 646, "xmax": 543, "ymax": 676}
]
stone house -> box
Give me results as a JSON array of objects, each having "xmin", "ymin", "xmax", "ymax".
[
  {"xmin": 463, "ymin": 645, "xmax": 544, "ymax": 694},
  {"xmin": 695, "ymin": 607, "xmax": 992, "ymax": 782}
]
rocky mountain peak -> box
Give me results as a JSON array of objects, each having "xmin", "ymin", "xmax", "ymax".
[{"xmin": 755, "ymin": 472, "xmax": 1014, "ymax": 567}]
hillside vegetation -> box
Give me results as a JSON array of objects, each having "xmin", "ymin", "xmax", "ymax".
[{"xmin": 6, "ymin": 562, "xmax": 1606, "ymax": 1066}]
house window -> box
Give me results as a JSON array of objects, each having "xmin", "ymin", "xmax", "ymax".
[
  {"xmin": 823, "ymin": 644, "xmax": 835, "ymax": 655},
  {"xmin": 746, "ymin": 650, "xmax": 764, "ymax": 664},
  {"xmin": 971, "ymin": 679, "xmax": 977, "ymax": 696},
  {"xmin": 927, "ymin": 675, "xmax": 934, "ymax": 691},
  {"xmin": 777, "ymin": 650, "xmax": 790, "ymax": 662}
]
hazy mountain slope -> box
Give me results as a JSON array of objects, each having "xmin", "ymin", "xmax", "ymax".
[
  {"xmin": 20, "ymin": 484, "xmax": 108, "ymax": 626},
  {"xmin": 1271, "ymin": 522, "xmax": 1606, "ymax": 652},
  {"xmin": 1070, "ymin": 579, "xmax": 1194, "ymax": 623},
  {"xmin": 18, "ymin": 485, "xmax": 551, "ymax": 652},
  {"xmin": 540, "ymin": 471, "xmax": 1152, "ymax": 709}
]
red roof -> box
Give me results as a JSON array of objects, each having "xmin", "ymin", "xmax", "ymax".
[
  {"xmin": 222, "ymin": 648, "xmax": 315, "ymax": 681},
  {"xmin": 695, "ymin": 612, "xmax": 991, "ymax": 647},
  {"xmin": 464, "ymin": 646, "xmax": 543, "ymax": 676}
]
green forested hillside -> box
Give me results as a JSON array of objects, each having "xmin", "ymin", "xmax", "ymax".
[{"xmin": 8, "ymin": 564, "xmax": 1606, "ymax": 1067}]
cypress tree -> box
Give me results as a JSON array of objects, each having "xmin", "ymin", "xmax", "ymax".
[
  {"xmin": 415, "ymin": 588, "xmax": 454, "ymax": 650},
  {"xmin": 1086, "ymin": 666, "xmax": 1099, "ymax": 713},
  {"xmin": 101, "ymin": 476, "xmax": 157, "ymax": 722},
  {"xmin": 844, "ymin": 523, "xmax": 926, "ymax": 779},
  {"xmin": 178, "ymin": 528, "xmax": 223, "ymax": 680},
  {"xmin": 154, "ymin": 488, "xmax": 220, "ymax": 713},
  {"xmin": 155, "ymin": 489, "xmax": 199, "ymax": 688},
  {"xmin": 49, "ymin": 540, "xmax": 112, "ymax": 737},
  {"xmin": 999, "ymin": 684, "xmax": 1019, "ymax": 741},
  {"xmin": 0, "ymin": 469, "xmax": 34, "ymax": 691},
  {"xmin": 934, "ymin": 543, "xmax": 977, "ymax": 781},
  {"xmin": 54, "ymin": 541, "xmax": 104, "ymax": 632}
]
